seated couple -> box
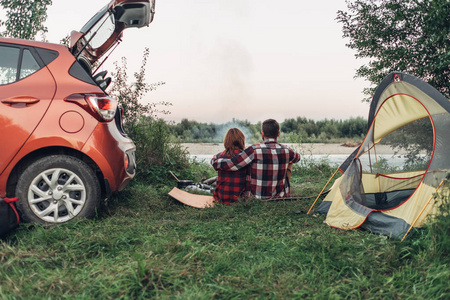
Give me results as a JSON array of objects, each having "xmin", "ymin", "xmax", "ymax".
[{"xmin": 210, "ymin": 119, "xmax": 301, "ymax": 204}]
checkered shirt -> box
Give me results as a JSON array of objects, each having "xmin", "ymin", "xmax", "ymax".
[
  {"xmin": 211, "ymin": 139, "xmax": 301, "ymax": 199},
  {"xmin": 211, "ymin": 150, "xmax": 249, "ymax": 204}
]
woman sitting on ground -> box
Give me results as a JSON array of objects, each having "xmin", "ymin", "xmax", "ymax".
[{"xmin": 211, "ymin": 128, "xmax": 248, "ymax": 205}]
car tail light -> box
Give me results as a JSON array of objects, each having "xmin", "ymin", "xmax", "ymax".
[{"xmin": 85, "ymin": 95, "xmax": 118, "ymax": 121}]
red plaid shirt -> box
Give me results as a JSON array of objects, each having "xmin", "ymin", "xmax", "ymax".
[
  {"xmin": 212, "ymin": 149, "xmax": 249, "ymax": 204},
  {"xmin": 211, "ymin": 139, "xmax": 300, "ymax": 199}
]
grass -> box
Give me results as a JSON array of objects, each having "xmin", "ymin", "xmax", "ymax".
[{"xmin": 0, "ymin": 162, "xmax": 449, "ymax": 299}]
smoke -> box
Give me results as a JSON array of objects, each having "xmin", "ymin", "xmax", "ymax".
[
  {"xmin": 206, "ymin": 40, "xmax": 254, "ymax": 118},
  {"xmin": 214, "ymin": 120, "xmax": 257, "ymax": 146}
]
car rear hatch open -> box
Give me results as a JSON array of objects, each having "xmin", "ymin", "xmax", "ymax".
[{"xmin": 69, "ymin": 0, "xmax": 155, "ymax": 72}]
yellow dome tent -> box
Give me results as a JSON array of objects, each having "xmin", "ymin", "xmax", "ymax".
[{"xmin": 313, "ymin": 72, "xmax": 450, "ymax": 239}]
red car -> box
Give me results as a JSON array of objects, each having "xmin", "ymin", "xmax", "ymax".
[{"xmin": 0, "ymin": 0, "xmax": 155, "ymax": 224}]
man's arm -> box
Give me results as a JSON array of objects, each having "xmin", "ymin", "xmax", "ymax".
[
  {"xmin": 289, "ymin": 148, "xmax": 301, "ymax": 164},
  {"xmin": 286, "ymin": 162, "xmax": 293, "ymax": 182},
  {"xmin": 211, "ymin": 146, "xmax": 255, "ymax": 171}
]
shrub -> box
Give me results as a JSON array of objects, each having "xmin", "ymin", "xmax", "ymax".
[
  {"xmin": 427, "ymin": 177, "xmax": 450, "ymax": 258},
  {"xmin": 129, "ymin": 117, "xmax": 192, "ymax": 185}
]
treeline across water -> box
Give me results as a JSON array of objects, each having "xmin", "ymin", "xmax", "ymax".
[{"xmin": 168, "ymin": 116, "xmax": 368, "ymax": 144}]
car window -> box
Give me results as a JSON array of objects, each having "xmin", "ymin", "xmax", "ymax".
[
  {"xmin": 0, "ymin": 45, "xmax": 45, "ymax": 85},
  {"xmin": 0, "ymin": 46, "xmax": 20, "ymax": 84},
  {"xmin": 83, "ymin": 12, "xmax": 115, "ymax": 49},
  {"xmin": 19, "ymin": 49, "xmax": 41, "ymax": 80}
]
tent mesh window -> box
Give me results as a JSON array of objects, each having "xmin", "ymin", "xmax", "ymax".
[
  {"xmin": 377, "ymin": 117, "xmax": 433, "ymax": 173},
  {"xmin": 347, "ymin": 116, "xmax": 433, "ymax": 211}
]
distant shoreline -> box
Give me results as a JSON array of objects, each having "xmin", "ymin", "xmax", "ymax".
[{"xmin": 181, "ymin": 143, "xmax": 402, "ymax": 156}]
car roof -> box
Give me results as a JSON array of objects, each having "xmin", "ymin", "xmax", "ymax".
[{"xmin": 0, "ymin": 37, "xmax": 67, "ymax": 51}]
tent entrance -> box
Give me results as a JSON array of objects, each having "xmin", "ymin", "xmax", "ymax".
[
  {"xmin": 348, "ymin": 113, "xmax": 434, "ymax": 212},
  {"xmin": 363, "ymin": 188, "xmax": 415, "ymax": 210},
  {"xmin": 340, "ymin": 163, "xmax": 425, "ymax": 214}
]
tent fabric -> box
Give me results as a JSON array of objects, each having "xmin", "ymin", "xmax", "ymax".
[
  {"xmin": 373, "ymin": 94, "xmax": 429, "ymax": 143},
  {"xmin": 319, "ymin": 72, "xmax": 450, "ymax": 238},
  {"xmin": 360, "ymin": 212, "xmax": 411, "ymax": 238},
  {"xmin": 368, "ymin": 73, "xmax": 450, "ymax": 124}
]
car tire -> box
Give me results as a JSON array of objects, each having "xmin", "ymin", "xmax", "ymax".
[{"xmin": 15, "ymin": 155, "xmax": 101, "ymax": 224}]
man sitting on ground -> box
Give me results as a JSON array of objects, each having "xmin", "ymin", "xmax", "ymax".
[{"xmin": 211, "ymin": 119, "xmax": 301, "ymax": 199}]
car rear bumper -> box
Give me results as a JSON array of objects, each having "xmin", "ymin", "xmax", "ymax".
[{"xmin": 82, "ymin": 121, "xmax": 136, "ymax": 193}]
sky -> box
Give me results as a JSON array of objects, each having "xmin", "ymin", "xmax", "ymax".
[{"xmin": 8, "ymin": 0, "xmax": 373, "ymax": 124}]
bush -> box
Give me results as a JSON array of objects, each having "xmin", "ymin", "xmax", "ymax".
[
  {"xmin": 126, "ymin": 116, "xmax": 216, "ymax": 186},
  {"xmin": 127, "ymin": 117, "xmax": 192, "ymax": 185},
  {"xmin": 427, "ymin": 178, "xmax": 450, "ymax": 258}
]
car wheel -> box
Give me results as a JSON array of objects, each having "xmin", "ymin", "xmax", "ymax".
[{"xmin": 15, "ymin": 155, "xmax": 101, "ymax": 224}]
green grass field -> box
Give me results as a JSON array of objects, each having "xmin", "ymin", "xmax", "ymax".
[{"xmin": 0, "ymin": 162, "xmax": 449, "ymax": 299}]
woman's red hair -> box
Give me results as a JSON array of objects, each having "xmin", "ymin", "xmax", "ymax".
[{"xmin": 223, "ymin": 128, "xmax": 245, "ymax": 156}]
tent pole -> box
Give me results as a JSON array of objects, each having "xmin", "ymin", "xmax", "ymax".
[
  {"xmin": 401, "ymin": 179, "xmax": 446, "ymax": 242},
  {"xmin": 307, "ymin": 168, "xmax": 339, "ymax": 215}
]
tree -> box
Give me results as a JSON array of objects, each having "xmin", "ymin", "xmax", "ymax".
[
  {"xmin": 0, "ymin": 0, "xmax": 52, "ymax": 40},
  {"xmin": 338, "ymin": 0, "xmax": 450, "ymax": 101}
]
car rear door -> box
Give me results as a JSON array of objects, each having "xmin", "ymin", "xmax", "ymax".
[
  {"xmin": 0, "ymin": 43, "xmax": 57, "ymax": 175},
  {"xmin": 70, "ymin": 0, "xmax": 155, "ymax": 67}
]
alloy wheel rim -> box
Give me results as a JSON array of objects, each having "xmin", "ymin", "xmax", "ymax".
[{"xmin": 28, "ymin": 168, "xmax": 86, "ymax": 223}]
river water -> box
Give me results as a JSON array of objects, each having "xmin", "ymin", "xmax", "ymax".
[
  {"xmin": 185, "ymin": 143, "xmax": 416, "ymax": 169},
  {"xmin": 190, "ymin": 153, "xmax": 409, "ymax": 168}
]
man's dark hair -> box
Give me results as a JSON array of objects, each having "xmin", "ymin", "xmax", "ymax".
[{"xmin": 262, "ymin": 119, "xmax": 280, "ymax": 138}]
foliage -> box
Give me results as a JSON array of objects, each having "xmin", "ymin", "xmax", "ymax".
[
  {"xmin": 371, "ymin": 157, "xmax": 400, "ymax": 174},
  {"xmin": 108, "ymin": 47, "xmax": 170, "ymax": 129},
  {"xmin": 128, "ymin": 116, "xmax": 214, "ymax": 185},
  {"xmin": 169, "ymin": 117, "xmax": 367, "ymax": 144},
  {"xmin": 1, "ymin": 168, "xmax": 449, "ymax": 298},
  {"xmin": 0, "ymin": 0, "xmax": 52, "ymax": 40},
  {"xmin": 280, "ymin": 116, "xmax": 367, "ymax": 143},
  {"xmin": 409, "ymin": 177, "xmax": 450, "ymax": 259},
  {"xmin": 130, "ymin": 116, "xmax": 192, "ymax": 185},
  {"xmin": 429, "ymin": 178, "xmax": 450, "ymax": 257},
  {"xmin": 338, "ymin": 0, "xmax": 450, "ymax": 100},
  {"xmin": 290, "ymin": 158, "xmax": 336, "ymax": 198},
  {"xmin": 169, "ymin": 118, "xmax": 262, "ymax": 144}
]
